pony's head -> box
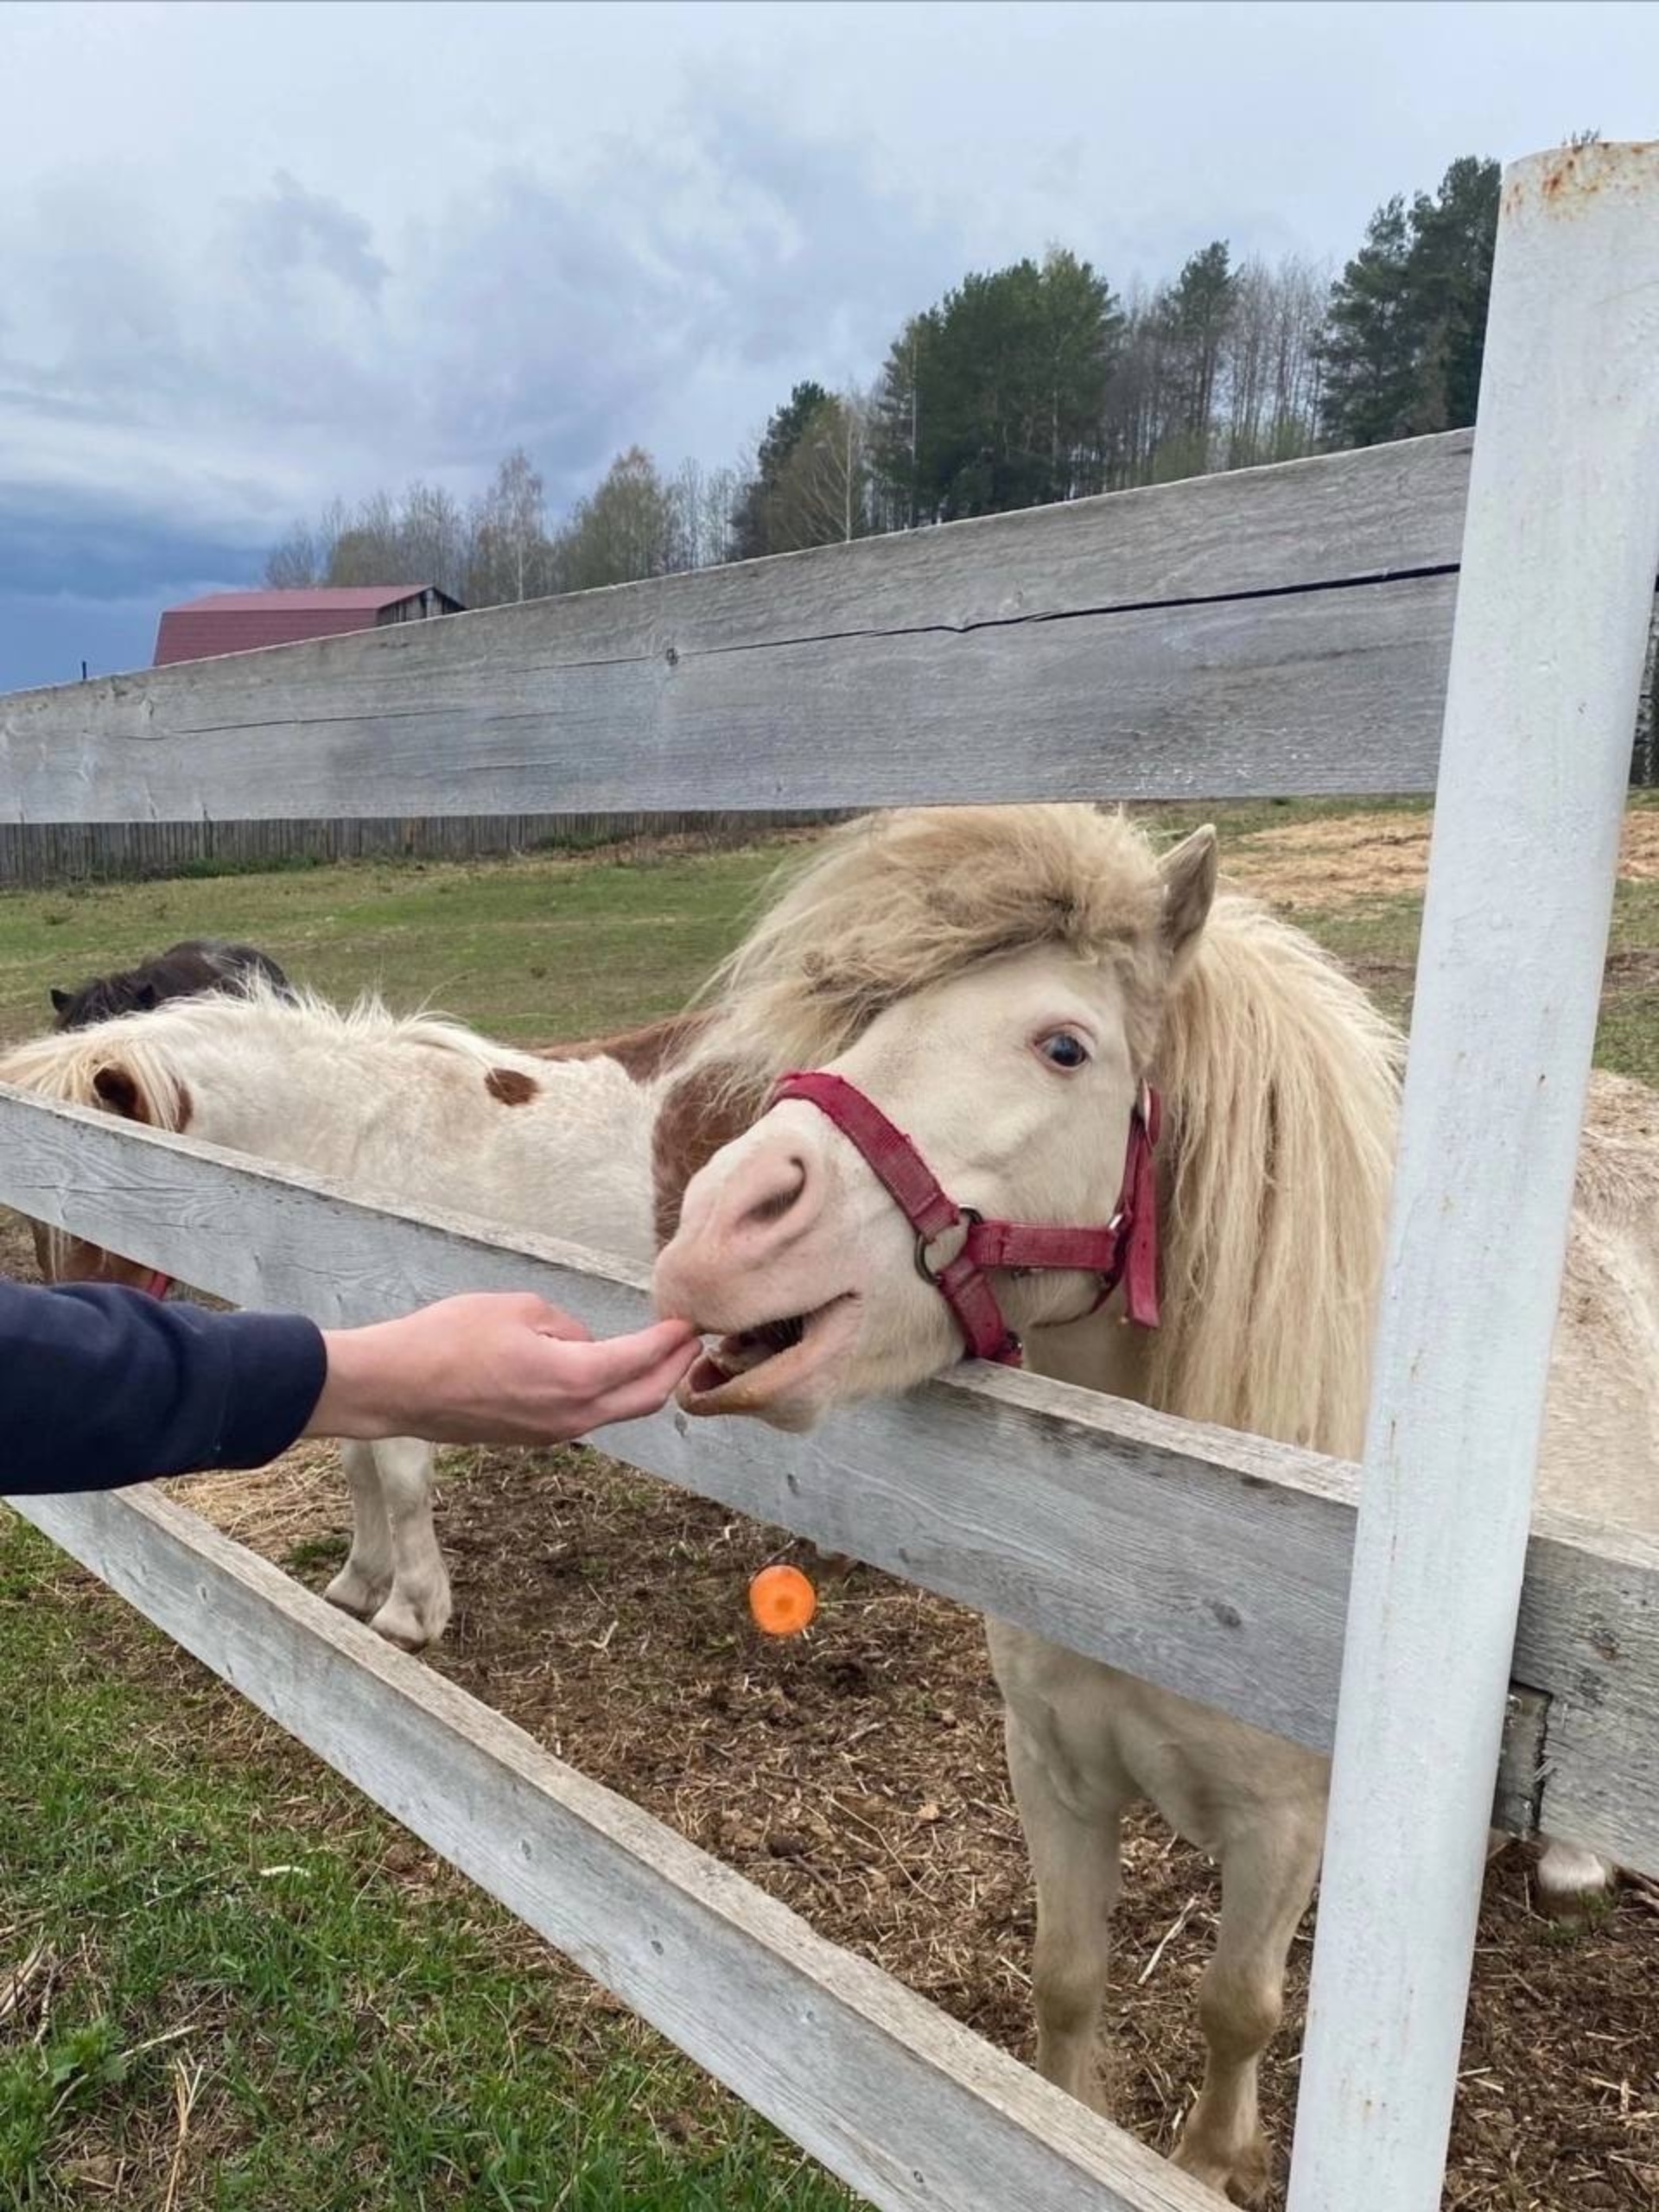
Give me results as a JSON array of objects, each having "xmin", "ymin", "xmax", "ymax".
[
  {"xmin": 652, "ymin": 806, "xmax": 1217, "ymax": 1428},
  {"xmin": 51, "ymin": 974, "xmax": 158, "ymax": 1029},
  {"xmin": 49, "ymin": 938, "xmax": 293, "ymax": 1032},
  {"xmin": 653, "ymin": 803, "xmax": 1401, "ymax": 1449},
  {"xmin": 3, "ymin": 1011, "xmax": 198, "ymax": 1289}
]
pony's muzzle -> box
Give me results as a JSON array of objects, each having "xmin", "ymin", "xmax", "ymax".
[{"xmin": 707, "ymin": 1135, "xmax": 826, "ymax": 1262}]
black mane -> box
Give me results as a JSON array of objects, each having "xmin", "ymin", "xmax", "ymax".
[{"xmin": 51, "ymin": 939, "xmax": 294, "ymax": 1031}]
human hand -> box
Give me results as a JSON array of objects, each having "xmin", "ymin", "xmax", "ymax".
[{"xmin": 308, "ymin": 1294, "xmax": 700, "ymax": 1446}]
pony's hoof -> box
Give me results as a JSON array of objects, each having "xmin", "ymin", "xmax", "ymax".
[
  {"xmin": 368, "ymin": 1586, "xmax": 451, "ymax": 1651},
  {"xmin": 1535, "ymin": 1841, "xmax": 1618, "ymax": 1923},
  {"xmin": 1172, "ymin": 2129, "xmax": 1273, "ymax": 2206},
  {"xmin": 323, "ymin": 1566, "xmax": 391, "ymax": 1620}
]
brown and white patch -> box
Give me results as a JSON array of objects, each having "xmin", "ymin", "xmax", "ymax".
[
  {"xmin": 485, "ymin": 1066, "xmax": 540, "ymax": 1107},
  {"xmin": 651, "ymin": 1062, "xmax": 759, "ymax": 1247}
]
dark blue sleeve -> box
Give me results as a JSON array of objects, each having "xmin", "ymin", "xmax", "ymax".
[{"xmin": 0, "ymin": 1276, "xmax": 327, "ymax": 1496}]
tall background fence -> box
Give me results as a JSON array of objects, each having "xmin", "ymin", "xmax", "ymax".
[{"xmin": 0, "ymin": 809, "xmax": 842, "ymax": 887}]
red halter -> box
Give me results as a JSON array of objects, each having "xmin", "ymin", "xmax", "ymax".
[
  {"xmin": 769, "ymin": 1070, "xmax": 1162, "ymax": 1369},
  {"xmin": 135, "ymin": 1269, "xmax": 173, "ymax": 1301}
]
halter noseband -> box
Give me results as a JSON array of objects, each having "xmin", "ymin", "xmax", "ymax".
[{"xmin": 768, "ymin": 1070, "xmax": 1161, "ymax": 1370}]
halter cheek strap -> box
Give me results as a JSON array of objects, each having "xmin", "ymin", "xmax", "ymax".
[
  {"xmin": 769, "ymin": 1070, "xmax": 1162, "ymax": 1369},
  {"xmin": 133, "ymin": 1269, "xmax": 173, "ymax": 1301}
]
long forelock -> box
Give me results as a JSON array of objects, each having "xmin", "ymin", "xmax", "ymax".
[{"xmin": 686, "ymin": 804, "xmax": 1171, "ymax": 1106}]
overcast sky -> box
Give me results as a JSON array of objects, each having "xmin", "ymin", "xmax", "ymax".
[{"xmin": 1, "ymin": 0, "xmax": 1653, "ymax": 691}]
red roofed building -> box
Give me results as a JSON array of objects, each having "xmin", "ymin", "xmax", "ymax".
[{"xmin": 153, "ymin": 585, "xmax": 463, "ymax": 667}]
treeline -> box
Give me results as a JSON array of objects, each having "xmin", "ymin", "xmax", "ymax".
[{"xmin": 265, "ymin": 155, "xmax": 1501, "ymax": 601}]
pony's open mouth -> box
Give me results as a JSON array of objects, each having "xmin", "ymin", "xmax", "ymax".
[{"xmin": 679, "ymin": 1294, "xmax": 860, "ymax": 1417}]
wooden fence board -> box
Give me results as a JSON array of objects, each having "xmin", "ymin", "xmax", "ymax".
[
  {"xmin": 3, "ymin": 1084, "xmax": 1654, "ymax": 1872},
  {"xmin": 1, "ymin": 574, "xmax": 1459, "ymax": 820},
  {"xmin": 0, "ymin": 436, "xmax": 1471, "ymax": 824},
  {"xmin": 9, "ymin": 1484, "xmax": 1216, "ymax": 2212}
]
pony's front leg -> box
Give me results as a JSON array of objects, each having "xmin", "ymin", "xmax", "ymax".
[
  {"xmin": 1536, "ymin": 1836, "xmax": 1618, "ymax": 1915},
  {"xmin": 364, "ymin": 1437, "xmax": 451, "ymax": 1651},
  {"xmin": 1006, "ymin": 1713, "xmax": 1126, "ymax": 2113},
  {"xmin": 324, "ymin": 1439, "xmax": 395, "ymax": 1620},
  {"xmin": 1172, "ymin": 1808, "xmax": 1323, "ymax": 2206}
]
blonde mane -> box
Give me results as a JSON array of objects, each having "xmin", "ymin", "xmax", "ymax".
[
  {"xmin": 0, "ymin": 980, "xmax": 505, "ymax": 1131},
  {"xmin": 691, "ymin": 804, "xmax": 1403, "ymax": 1456},
  {"xmin": 0, "ymin": 984, "xmax": 520, "ymax": 1280}
]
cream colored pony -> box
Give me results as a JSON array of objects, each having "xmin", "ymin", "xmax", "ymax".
[
  {"xmin": 652, "ymin": 804, "xmax": 1659, "ymax": 2202},
  {"xmin": 0, "ymin": 989, "xmax": 666, "ymax": 1649}
]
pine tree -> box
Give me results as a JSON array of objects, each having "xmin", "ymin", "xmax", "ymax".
[
  {"xmin": 731, "ymin": 382, "xmax": 833, "ymax": 558},
  {"xmin": 870, "ymin": 252, "xmax": 1119, "ymax": 523},
  {"xmin": 1319, "ymin": 158, "xmax": 1500, "ymax": 448},
  {"xmin": 1405, "ymin": 156, "xmax": 1501, "ymax": 433},
  {"xmin": 1159, "ymin": 242, "xmax": 1236, "ymax": 472},
  {"xmin": 1317, "ymin": 197, "xmax": 1420, "ymax": 448},
  {"xmin": 872, "ymin": 314, "xmax": 937, "ymax": 528}
]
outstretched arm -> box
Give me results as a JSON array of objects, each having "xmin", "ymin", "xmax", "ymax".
[
  {"xmin": 1, "ymin": 1277, "xmax": 698, "ymax": 1497},
  {"xmin": 2, "ymin": 1275, "xmax": 326, "ymax": 1494}
]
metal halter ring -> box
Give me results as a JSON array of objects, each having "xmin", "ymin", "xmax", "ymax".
[{"xmin": 914, "ymin": 1207, "xmax": 982, "ymax": 1286}]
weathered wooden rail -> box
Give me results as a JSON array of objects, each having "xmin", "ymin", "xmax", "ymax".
[
  {"xmin": 3, "ymin": 1085, "xmax": 1655, "ymax": 1871},
  {"xmin": 3, "ymin": 139, "xmax": 1659, "ymax": 2212},
  {"xmin": 2, "ymin": 431, "xmax": 1471, "ymax": 816}
]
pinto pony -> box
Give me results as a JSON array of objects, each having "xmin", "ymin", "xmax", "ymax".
[{"xmin": 1, "ymin": 987, "xmax": 687, "ymax": 1646}]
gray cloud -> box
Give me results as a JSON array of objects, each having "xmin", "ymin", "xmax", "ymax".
[
  {"xmin": 231, "ymin": 170, "xmax": 391, "ymax": 300},
  {"xmin": 1, "ymin": 0, "xmax": 1656, "ymax": 691}
]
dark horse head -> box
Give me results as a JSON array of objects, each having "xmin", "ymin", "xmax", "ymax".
[{"xmin": 50, "ymin": 939, "xmax": 296, "ymax": 1031}]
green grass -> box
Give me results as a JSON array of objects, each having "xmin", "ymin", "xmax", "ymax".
[
  {"xmin": 0, "ymin": 840, "xmax": 805, "ymax": 1046},
  {"xmin": 0, "ymin": 799, "xmax": 1439, "ymax": 1050},
  {"xmin": 1279, "ymin": 874, "xmax": 1659, "ymax": 1084},
  {"xmin": 0, "ymin": 1514, "xmax": 853, "ymax": 2211}
]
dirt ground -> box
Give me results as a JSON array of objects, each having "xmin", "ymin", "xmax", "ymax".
[
  {"xmin": 1223, "ymin": 805, "xmax": 1659, "ymax": 912},
  {"xmin": 5, "ymin": 814, "xmax": 1657, "ymax": 2210}
]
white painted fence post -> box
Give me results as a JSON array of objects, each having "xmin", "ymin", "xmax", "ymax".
[{"xmin": 1286, "ymin": 142, "xmax": 1659, "ymax": 2211}]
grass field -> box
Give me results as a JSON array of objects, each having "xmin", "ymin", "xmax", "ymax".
[
  {"xmin": 3, "ymin": 803, "xmax": 1658, "ymax": 2210},
  {"xmin": 0, "ymin": 836, "xmax": 805, "ymax": 1049},
  {"xmin": 0, "ymin": 1514, "xmax": 850, "ymax": 2212},
  {"xmin": 0, "ymin": 798, "xmax": 1421, "ymax": 1046}
]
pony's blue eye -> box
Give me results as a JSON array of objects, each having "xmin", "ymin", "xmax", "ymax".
[{"xmin": 1037, "ymin": 1031, "xmax": 1090, "ymax": 1070}]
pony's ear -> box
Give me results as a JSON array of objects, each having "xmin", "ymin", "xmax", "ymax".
[
  {"xmin": 92, "ymin": 1065, "xmax": 150, "ymax": 1122},
  {"xmin": 134, "ymin": 982, "xmax": 159, "ymax": 1012},
  {"xmin": 49, "ymin": 988, "xmax": 71, "ymax": 1014},
  {"xmin": 1157, "ymin": 826, "xmax": 1218, "ymax": 967},
  {"xmin": 652, "ymin": 1062, "xmax": 758, "ymax": 1247}
]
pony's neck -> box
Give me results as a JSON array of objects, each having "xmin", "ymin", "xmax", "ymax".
[{"xmin": 144, "ymin": 1016, "xmax": 662, "ymax": 1264}]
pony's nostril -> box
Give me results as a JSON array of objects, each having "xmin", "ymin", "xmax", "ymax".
[{"xmin": 742, "ymin": 1155, "xmax": 810, "ymax": 1230}]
